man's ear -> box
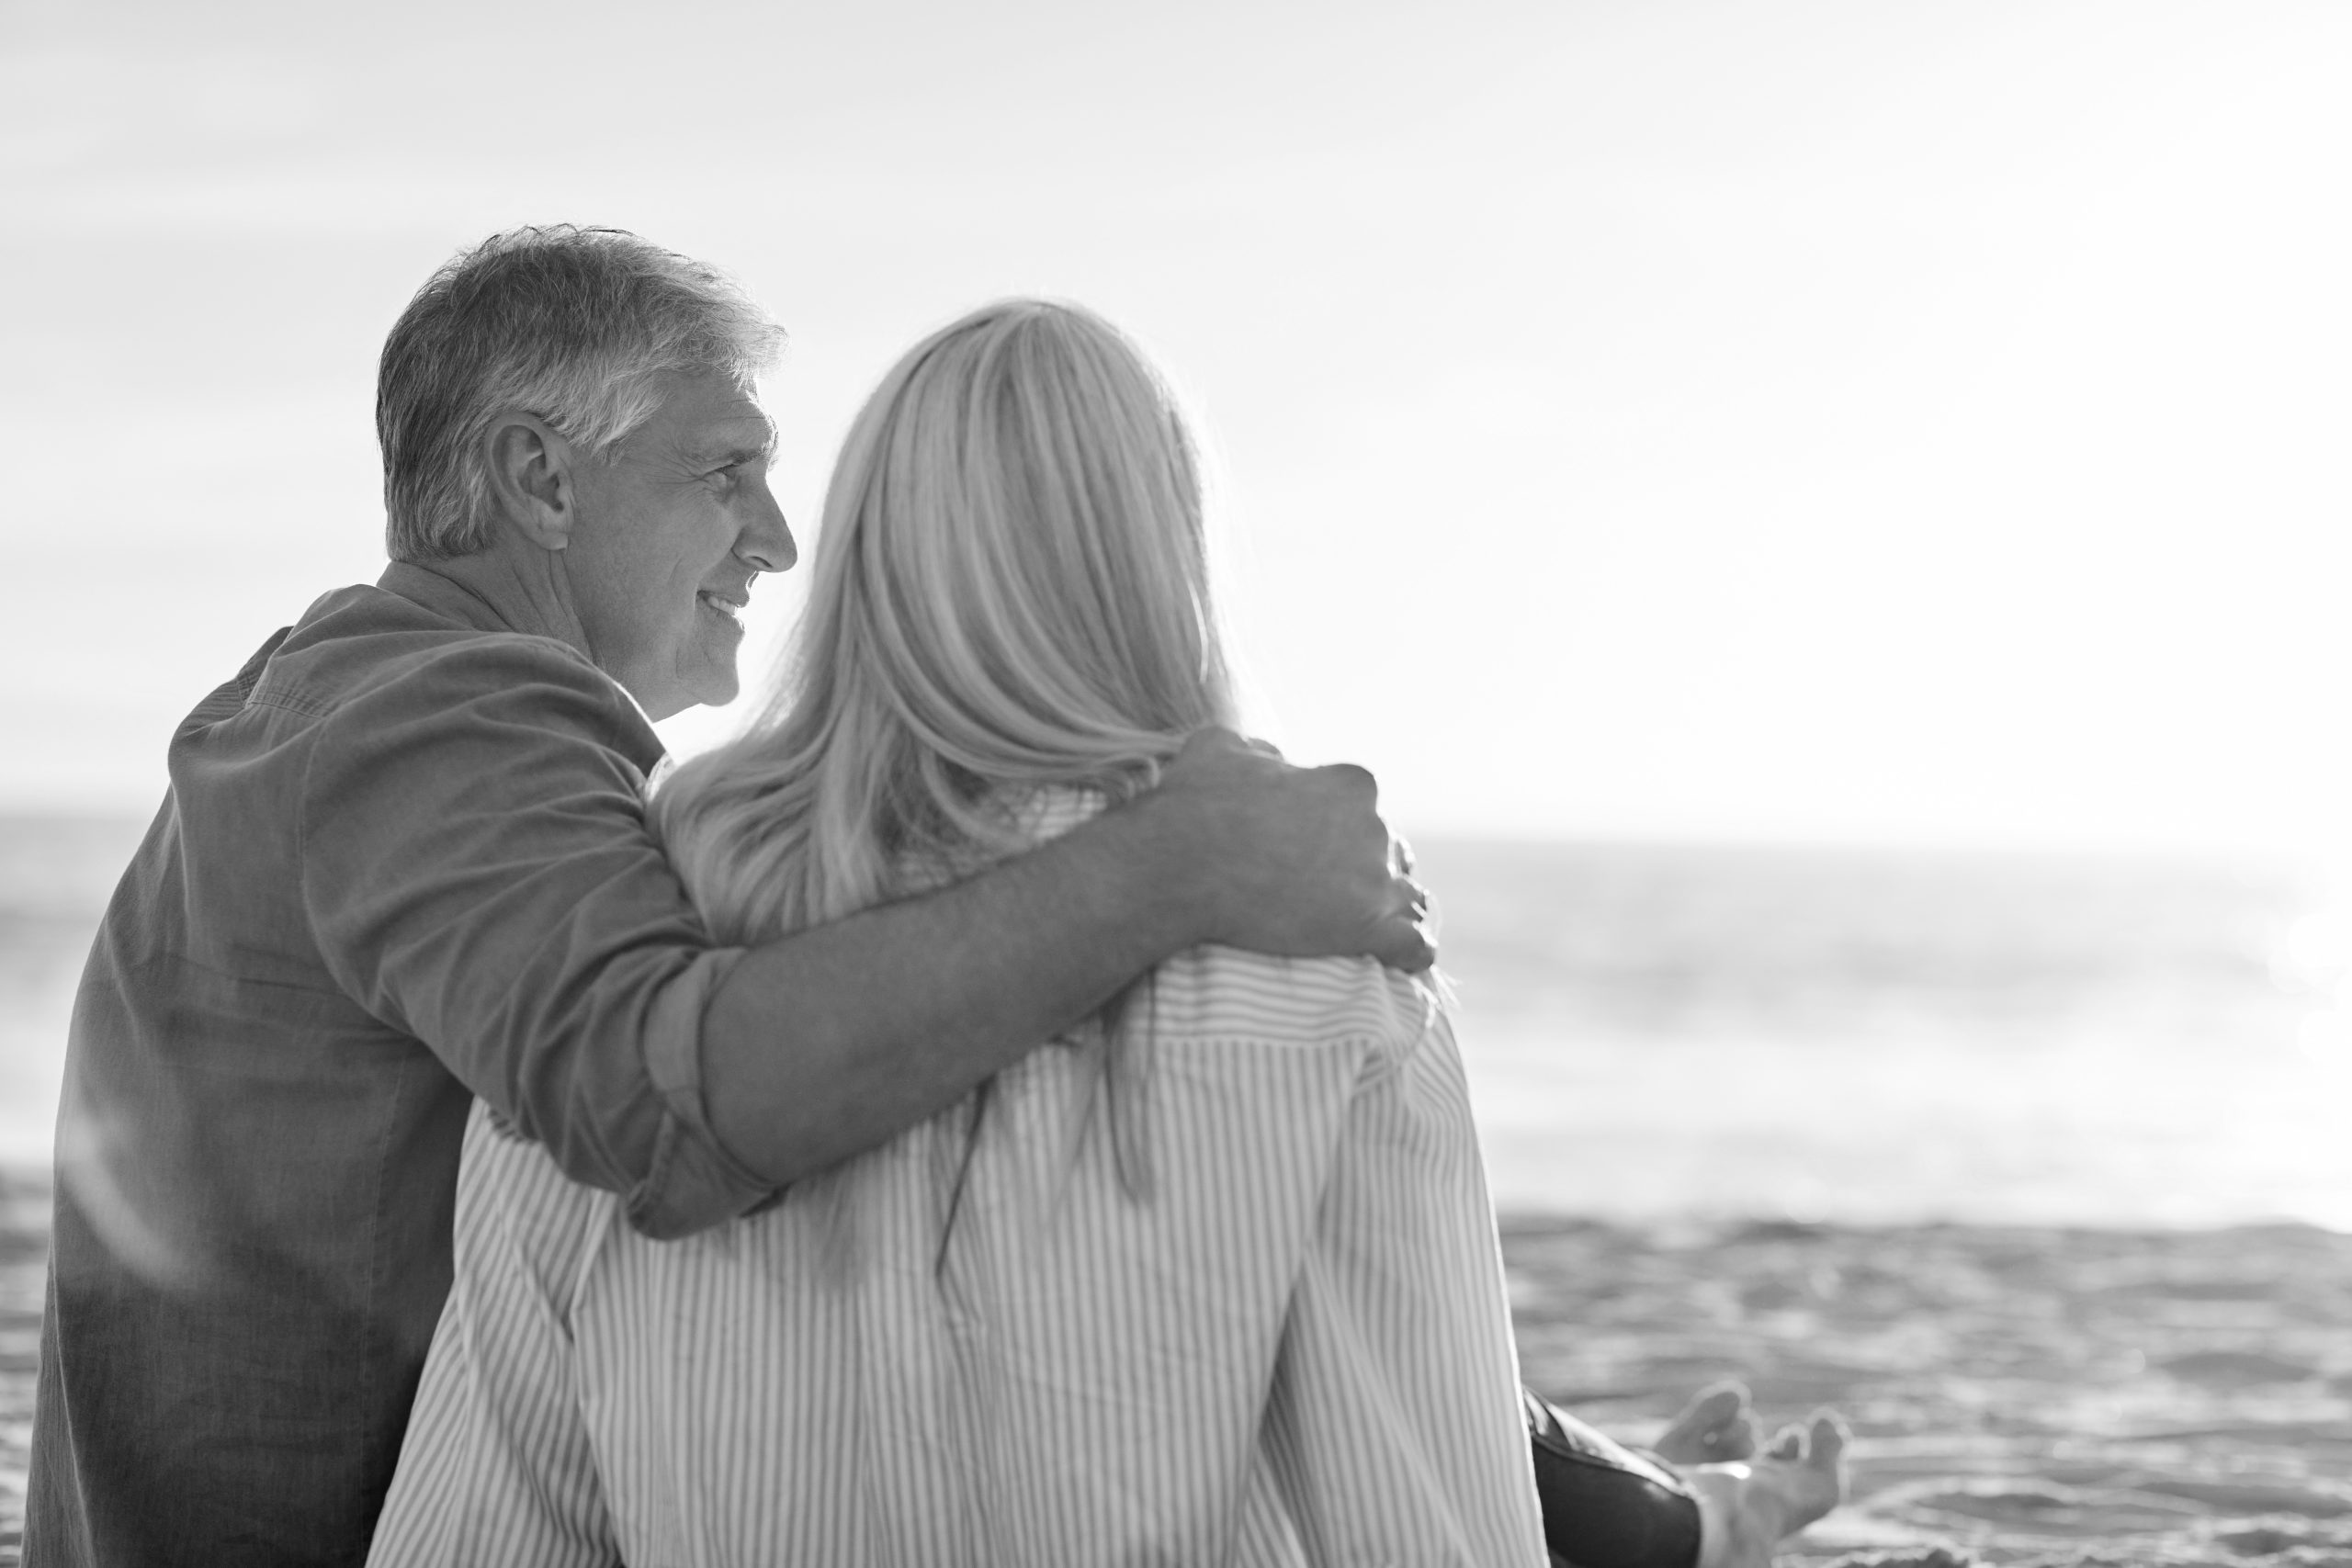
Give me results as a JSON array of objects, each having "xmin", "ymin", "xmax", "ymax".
[{"xmin": 482, "ymin": 413, "xmax": 580, "ymax": 551}]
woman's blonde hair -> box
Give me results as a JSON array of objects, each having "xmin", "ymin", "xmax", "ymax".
[{"xmin": 653, "ymin": 299, "xmax": 1235, "ymax": 1203}]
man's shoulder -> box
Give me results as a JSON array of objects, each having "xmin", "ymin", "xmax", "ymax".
[
  {"xmin": 230, "ymin": 583, "xmax": 657, "ymax": 774},
  {"xmin": 244, "ymin": 584, "xmax": 624, "ymax": 734},
  {"xmin": 274, "ymin": 582, "xmax": 603, "ymax": 701}
]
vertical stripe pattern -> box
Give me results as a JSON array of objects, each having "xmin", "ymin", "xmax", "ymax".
[{"xmin": 371, "ymin": 947, "xmax": 1545, "ymax": 1567}]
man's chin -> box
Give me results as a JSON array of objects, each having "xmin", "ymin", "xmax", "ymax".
[
  {"xmin": 632, "ymin": 649, "xmax": 743, "ymax": 722},
  {"xmin": 685, "ymin": 670, "xmax": 743, "ymax": 712},
  {"xmin": 631, "ymin": 677, "xmax": 736, "ymax": 725}
]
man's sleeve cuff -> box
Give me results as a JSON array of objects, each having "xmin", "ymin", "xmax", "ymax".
[{"xmin": 624, "ymin": 947, "xmax": 778, "ymax": 1239}]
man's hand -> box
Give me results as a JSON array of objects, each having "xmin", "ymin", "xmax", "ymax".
[{"xmin": 1142, "ymin": 728, "xmax": 1434, "ymax": 972}]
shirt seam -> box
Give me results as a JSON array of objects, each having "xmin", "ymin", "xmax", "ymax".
[
  {"xmin": 244, "ymin": 684, "xmax": 336, "ymax": 720},
  {"xmin": 359, "ymin": 1039, "xmax": 415, "ymax": 1488}
]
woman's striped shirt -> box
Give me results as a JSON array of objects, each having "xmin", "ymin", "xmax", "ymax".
[{"xmin": 368, "ymin": 941, "xmax": 1545, "ymax": 1567}]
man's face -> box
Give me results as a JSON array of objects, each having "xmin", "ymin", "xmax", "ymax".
[{"xmin": 562, "ymin": 370, "xmax": 794, "ymax": 720}]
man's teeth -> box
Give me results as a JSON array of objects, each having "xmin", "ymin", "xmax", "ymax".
[{"xmin": 700, "ymin": 594, "xmax": 741, "ymax": 620}]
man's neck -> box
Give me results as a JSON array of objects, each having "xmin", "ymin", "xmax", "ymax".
[
  {"xmin": 381, "ymin": 554, "xmax": 665, "ymax": 734},
  {"xmin": 405, "ymin": 547, "xmax": 594, "ymax": 664}
]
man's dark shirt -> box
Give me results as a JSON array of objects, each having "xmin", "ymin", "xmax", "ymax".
[{"xmin": 28, "ymin": 565, "xmax": 769, "ymax": 1566}]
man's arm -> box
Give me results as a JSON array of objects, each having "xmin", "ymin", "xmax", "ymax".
[
  {"xmin": 306, "ymin": 643, "xmax": 1426, "ymax": 1232},
  {"xmin": 703, "ymin": 728, "xmax": 1432, "ymax": 1187}
]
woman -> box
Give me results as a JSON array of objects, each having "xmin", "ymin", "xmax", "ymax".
[{"xmin": 369, "ymin": 301, "xmax": 1837, "ymax": 1567}]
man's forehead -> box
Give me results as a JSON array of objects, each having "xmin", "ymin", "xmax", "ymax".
[{"xmin": 650, "ymin": 370, "xmax": 777, "ymax": 459}]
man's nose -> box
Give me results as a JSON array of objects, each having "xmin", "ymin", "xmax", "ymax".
[{"xmin": 738, "ymin": 476, "xmax": 797, "ymax": 573}]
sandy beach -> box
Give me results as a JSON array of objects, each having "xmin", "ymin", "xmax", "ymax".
[
  {"xmin": 1, "ymin": 1168, "xmax": 2344, "ymax": 1566},
  {"xmin": 1506, "ymin": 1214, "xmax": 2352, "ymax": 1566}
]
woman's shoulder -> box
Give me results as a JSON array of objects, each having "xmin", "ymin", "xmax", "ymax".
[
  {"xmin": 460, "ymin": 1101, "xmax": 617, "ymax": 1275},
  {"xmin": 1143, "ymin": 946, "xmax": 1442, "ymax": 1053}
]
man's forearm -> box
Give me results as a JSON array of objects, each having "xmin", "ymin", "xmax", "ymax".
[{"xmin": 700, "ymin": 794, "xmax": 1210, "ymax": 1187}]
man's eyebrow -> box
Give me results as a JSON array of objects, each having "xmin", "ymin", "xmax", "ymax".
[{"xmin": 690, "ymin": 423, "xmax": 779, "ymax": 466}]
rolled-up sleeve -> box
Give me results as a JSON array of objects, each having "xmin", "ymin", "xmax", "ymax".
[{"xmin": 297, "ymin": 633, "xmax": 772, "ymax": 1238}]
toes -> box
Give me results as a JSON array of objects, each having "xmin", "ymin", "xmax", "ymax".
[
  {"xmin": 1781, "ymin": 1412, "xmax": 1850, "ymax": 1532},
  {"xmin": 1655, "ymin": 1381, "xmax": 1757, "ymax": 1464},
  {"xmin": 1804, "ymin": 1411, "xmax": 1850, "ymax": 1474},
  {"xmin": 1767, "ymin": 1422, "xmax": 1806, "ymax": 1461},
  {"xmin": 1671, "ymin": 1382, "xmax": 1746, "ymax": 1429},
  {"xmin": 1689, "ymin": 1379, "xmax": 1751, "ymax": 1415}
]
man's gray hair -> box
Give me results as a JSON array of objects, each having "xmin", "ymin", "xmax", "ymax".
[{"xmin": 378, "ymin": 225, "xmax": 786, "ymax": 562}]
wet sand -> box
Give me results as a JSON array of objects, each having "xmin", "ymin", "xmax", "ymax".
[
  {"xmin": 2, "ymin": 1166, "xmax": 2346, "ymax": 1566},
  {"xmin": 1506, "ymin": 1213, "xmax": 2352, "ymax": 1567}
]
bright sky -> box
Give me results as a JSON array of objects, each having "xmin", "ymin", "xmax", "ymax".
[{"xmin": 4, "ymin": 0, "xmax": 2346, "ymax": 860}]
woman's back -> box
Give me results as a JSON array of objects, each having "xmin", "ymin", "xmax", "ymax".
[{"xmin": 375, "ymin": 887, "xmax": 1541, "ymax": 1564}]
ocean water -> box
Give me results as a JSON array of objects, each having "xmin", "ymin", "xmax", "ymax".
[
  {"xmin": 1412, "ymin": 838, "xmax": 2350, "ymax": 1231},
  {"xmin": 0, "ymin": 816, "xmax": 152, "ymax": 1171},
  {"xmin": 3, "ymin": 815, "xmax": 2345, "ymax": 1230}
]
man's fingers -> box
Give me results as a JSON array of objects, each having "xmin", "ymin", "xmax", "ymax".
[
  {"xmin": 1371, "ymin": 919, "xmax": 1438, "ymax": 974},
  {"xmin": 1402, "ymin": 876, "xmax": 1430, "ymax": 919},
  {"xmin": 1312, "ymin": 760, "xmax": 1377, "ymax": 799},
  {"xmin": 1404, "ymin": 876, "xmax": 1439, "ymax": 938},
  {"xmin": 1390, "ymin": 832, "xmax": 1417, "ymax": 878},
  {"xmin": 1370, "ymin": 875, "xmax": 1438, "ymax": 973}
]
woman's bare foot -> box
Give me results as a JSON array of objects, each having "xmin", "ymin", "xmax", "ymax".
[
  {"xmin": 1686, "ymin": 1412, "xmax": 1849, "ymax": 1568},
  {"xmin": 1653, "ymin": 1380, "xmax": 1761, "ymax": 1465}
]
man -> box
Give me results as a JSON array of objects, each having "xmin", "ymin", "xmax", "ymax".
[{"xmin": 27, "ymin": 228, "xmax": 1429, "ymax": 1564}]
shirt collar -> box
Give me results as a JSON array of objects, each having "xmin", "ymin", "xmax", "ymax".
[
  {"xmin": 377, "ymin": 561, "xmax": 525, "ymax": 637},
  {"xmin": 378, "ymin": 560, "xmax": 670, "ymax": 775}
]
